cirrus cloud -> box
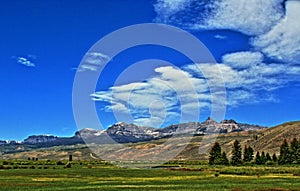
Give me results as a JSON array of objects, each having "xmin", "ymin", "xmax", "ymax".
[{"xmin": 76, "ymin": 52, "xmax": 111, "ymax": 72}]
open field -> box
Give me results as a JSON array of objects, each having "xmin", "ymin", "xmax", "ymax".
[{"xmin": 0, "ymin": 160, "xmax": 299, "ymax": 191}]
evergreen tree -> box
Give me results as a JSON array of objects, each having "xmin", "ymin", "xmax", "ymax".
[
  {"xmin": 266, "ymin": 153, "xmax": 272, "ymax": 161},
  {"xmin": 255, "ymin": 152, "xmax": 262, "ymax": 165},
  {"xmin": 220, "ymin": 151, "xmax": 229, "ymax": 165},
  {"xmin": 272, "ymin": 153, "xmax": 278, "ymax": 163},
  {"xmin": 278, "ymin": 139, "xmax": 291, "ymax": 165},
  {"xmin": 243, "ymin": 145, "xmax": 254, "ymax": 162},
  {"xmin": 261, "ymin": 151, "xmax": 267, "ymax": 164},
  {"xmin": 231, "ymin": 140, "xmax": 242, "ymax": 165},
  {"xmin": 209, "ymin": 142, "xmax": 222, "ymax": 165},
  {"xmin": 248, "ymin": 146, "xmax": 254, "ymax": 161},
  {"xmin": 290, "ymin": 138, "xmax": 299, "ymax": 164}
]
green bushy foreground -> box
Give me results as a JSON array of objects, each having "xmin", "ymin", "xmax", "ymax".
[{"xmin": 0, "ymin": 160, "xmax": 299, "ymax": 191}]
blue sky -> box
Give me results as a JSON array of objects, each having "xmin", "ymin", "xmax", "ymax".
[{"xmin": 1, "ymin": 0, "xmax": 300, "ymax": 141}]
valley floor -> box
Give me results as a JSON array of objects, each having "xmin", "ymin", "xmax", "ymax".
[{"xmin": 0, "ymin": 161, "xmax": 299, "ymax": 191}]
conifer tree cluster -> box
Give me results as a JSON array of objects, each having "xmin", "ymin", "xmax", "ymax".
[
  {"xmin": 208, "ymin": 138, "xmax": 299, "ymax": 166},
  {"xmin": 254, "ymin": 151, "xmax": 274, "ymax": 165},
  {"xmin": 208, "ymin": 142, "xmax": 229, "ymax": 165},
  {"xmin": 278, "ymin": 138, "xmax": 299, "ymax": 165}
]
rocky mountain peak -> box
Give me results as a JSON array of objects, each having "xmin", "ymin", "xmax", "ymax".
[
  {"xmin": 203, "ymin": 117, "xmax": 217, "ymax": 125},
  {"xmin": 221, "ymin": 119, "xmax": 237, "ymax": 124},
  {"xmin": 75, "ymin": 128, "xmax": 105, "ymax": 138}
]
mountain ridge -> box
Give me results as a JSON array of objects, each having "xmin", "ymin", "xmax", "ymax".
[{"xmin": 0, "ymin": 118, "xmax": 266, "ymax": 146}]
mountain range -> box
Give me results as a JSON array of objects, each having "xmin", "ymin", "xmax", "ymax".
[
  {"xmin": 1, "ymin": 119, "xmax": 299, "ymax": 161},
  {"xmin": 0, "ymin": 118, "xmax": 265, "ymax": 146}
]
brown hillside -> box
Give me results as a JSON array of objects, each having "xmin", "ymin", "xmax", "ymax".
[{"xmin": 247, "ymin": 121, "xmax": 300, "ymax": 154}]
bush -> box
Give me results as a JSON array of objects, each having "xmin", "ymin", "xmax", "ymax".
[
  {"xmin": 266, "ymin": 161, "xmax": 275, "ymax": 166},
  {"xmin": 2, "ymin": 161, "xmax": 9, "ymax": 165},
  {"xmin": 56, "ymin": 161, "xmax": 64, "ymax": 165}
]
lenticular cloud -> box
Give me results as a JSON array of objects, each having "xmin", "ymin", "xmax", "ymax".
[{"xmin": 154, "ymin": 0, "xmax": 286, "ymax": 36}]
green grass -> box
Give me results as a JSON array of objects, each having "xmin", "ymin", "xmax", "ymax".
[{"xmin": 0, "ymin": 161, "xmax": 299, "ymax": 191}]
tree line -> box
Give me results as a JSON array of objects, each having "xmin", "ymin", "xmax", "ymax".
[{"xmin": 209, "ymin": 138, "xmax": 299, "ymax": 165}]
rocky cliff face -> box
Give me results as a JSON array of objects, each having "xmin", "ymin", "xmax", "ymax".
[{"xmin": 23, "ymin": 135, "xmax": 59, "ymax": 144}]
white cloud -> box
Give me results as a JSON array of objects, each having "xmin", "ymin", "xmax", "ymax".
[
  {"xmin": 214, "ymin": 35, "xmax": 227, "ymax": 40},
  {"xmin": 77, "ymin": 52, "xmax": 111, "ymax": 72},
  {"xmin": 154, "ymin": 0, "xmax": 300, "ymax": 65},
  {"xmin": 251, "ymin": 0, "xmax": 300, "ymax": 64},
  {"xmin": 154, "ymin": 0, "xmax": 285, "ymax": 36},
  {"xmin": 93, "ymin": 53, "xmax": 300, "ymax": 126},
  {"xmin": 15, "ymin": 57, "xmax": 35, "ymax": 67},
  {"xmin": 92, "ymin": 66, "xmax": 209, "ymax": 127},
  {"xmin": 222, "ymin": 52, "xmax": 264, "ymax": 69},
  {"xmin": 184, "ymin": 53, "xmax": 300, "ymax": 106}
]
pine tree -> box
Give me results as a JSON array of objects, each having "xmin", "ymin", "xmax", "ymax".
[
  {"xmin": 290, "ymin": 138, "xmax": 299, "ymax": 164},
  {"xmin": 255, "ymin": 152, "xmax": 262, "ymax": 165},
  {"xmin": 266, "ymin": 153, "xmax": 272, "ymax": 161},
  {"xmin": 243, "ymin": 145, "xmax": 254, "ymax": 162},
  {"xmin": 209, "ymin": 142, "xmax": 222, "ymax": 165},
  {"xmin": 220, "ymin": 151, "xmax": 229, "ymax": 165},
  {"xmin": 243, "ymin": 145, "xmax": 249, "ymax": 162},
  {"xmin": 231, "ymin": 140, "xmax": 242, "ymax": 165},
  {"xmin": 248, "ymin": 146, "xmax": 254, "ymax": 161},
  {"xmin": 272, "ymin": 153, "xmax": 278, "ymax": 163},
  {"xmin": 278, "ymin": 139, "xmax": 291, "ymax": 165},
  {"xmin": 261, "ymin": 151, "xmax": 267, "ymax": 164}
]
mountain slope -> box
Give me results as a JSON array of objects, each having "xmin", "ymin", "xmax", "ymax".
[
  {"xmin": 1, "ymin": 120, "xmax": 298, "ymax": 161},
  {"xmin": 247, "ymin": 121, "xmax": 300, "ymax": 153}
]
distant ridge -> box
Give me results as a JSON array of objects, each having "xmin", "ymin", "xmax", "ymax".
[{"xmin": 0, "ymin": 117, "xmax": 265, "ymax": 147}]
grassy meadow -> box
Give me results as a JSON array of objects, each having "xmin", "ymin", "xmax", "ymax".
[{"xmin": 0, "ymin": 160, "xmax": 299, "ymax": 191}]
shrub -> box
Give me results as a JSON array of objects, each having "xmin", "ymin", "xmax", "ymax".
[
  {"xmin": 266, "ymin": 161, "xmax": 275, "ymax": 166},
  {"xmin": 56, "ymin": 161, "xmax": 64, "ymax": 165},
  {"xmin": 2, "ymin": 161, "xmax": 9, "ymax": 165}
]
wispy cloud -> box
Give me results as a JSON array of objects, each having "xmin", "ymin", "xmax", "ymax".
[
  {"xmin": 92, "ymin": 54, "xmax": 300, "ymax": 127},
  {"xmin": 14, "ymin": 56, "xmax": 36, "ymax": 67},
  {"xmin": 76, "ymin": 52, "xmax": 111, "ymax": 72},
  {"xmin": 91, "ymin": 66, "xmax": 207, "ymax": 127},
  {"xmin": 214, "ymin": 35, "xmax": 227, "ymax": 40},
  {"xmin": 154, "ymin": 0, "xmax": 285, "ymax": 36},
  {"xmin": 251, "ymin": 1, "xmax": 300, "ymax": 65},
  {"xmin": 222, "ymin": 51, "xmax": 264, "ymax": 69},
  {"xmin": 154, "ymin": 0, "xmax": 300, "ymax": 66}
]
